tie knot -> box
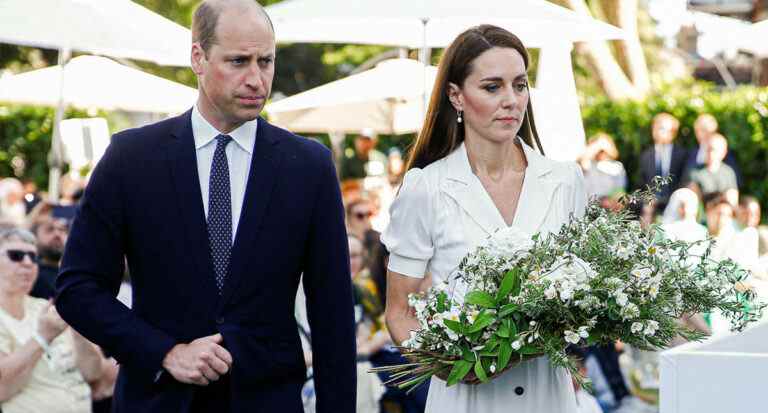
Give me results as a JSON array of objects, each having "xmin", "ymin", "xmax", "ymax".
[{"xmin": 216, "ymin": 134, "xmax": 233, "ymax": 147}]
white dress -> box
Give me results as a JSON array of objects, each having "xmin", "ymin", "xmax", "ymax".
[{"xmin": 382, "ymin": 140, "xmax": 586, "ymax": 412}]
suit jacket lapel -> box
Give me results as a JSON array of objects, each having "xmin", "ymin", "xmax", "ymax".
[
  {"xmin": 166, "ymin": 110, "xmax": 219, "ymax": 295},
  {"xmin": 219, "ymin": 117, "xmax": 282, "ymax": 309}
]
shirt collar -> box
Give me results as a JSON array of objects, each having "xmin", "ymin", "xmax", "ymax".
[{"xmin": 191, "ymin": 104, "xmax": 256, "ymax": 154}]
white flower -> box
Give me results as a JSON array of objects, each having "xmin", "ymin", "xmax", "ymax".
[
  {"xmin": 617, "ymin": 245, "xmax": 632, "ymax": 260},
  {"xmin": 544, "ymin": 285, "xmax": 558, "ymax": 300},
  {"xmin": 630, "ymin": 266, "xmax": 653, "ymax": 280},
  {"xmin": 529, "ymin": 321, "xmax": 537, "ymax": 327},
  {"xmin": 559, "ymin": 285, "xmax": 575, "ymax": 301},
  {"xmin": 403, "ymin": 331, "xmax": 422, "ymax": 349},
  {"xmin": 490, "ymin": 363, "xmax": 497, "ymax": 374},
  {"xmin": 578, "ymin": 326, "xmax": 590, "ymax": 338},
  {"xmin": 564, "ymin": 330, "xmax": 581, "ymax": 344},
  {"xmin": 620, "ymin": 303, "xmax": 640, "ymax": 320},
  {"xmin": 644, "ymin": 320, "xmax": 659, "ymax": 336},
  {"xmin": 528, "ymin": 336, "xmax": 534, "ymax": 343},
  {"xmin": 484, "ymin": 226, "xmax": 534, "ymax": 258},
  {"xmin": 512, "ymin": 340, "xmax": 522, "ymax": 350},
  {"xmin": 616, "ymin": 292, "xmax": 629, "ymax": 307},
  {"xmin": 631, "ymin": 322, "xmax": 644, "ymax": 334}
]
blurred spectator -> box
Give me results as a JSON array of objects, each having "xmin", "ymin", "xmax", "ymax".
[
  {"xmin": 706, "ymin": 195, "xmax": 758, "ymax": 267},
  {"xmin": 339, "ymin": 128, "xmax": 387, "ymax": 181},
  {"xmin": 686, "ymin": 114, "xmax": 742, "ymax": 186},
  {"xmin": 0, "ymin": 178, "xmax": 27, "ymax": 227},
  {"xmin": 387, "ymin": 147, "xmax": 405, "ymax": 185},
  {"xmin": 661, "ymin": 188, "xmax": 708, "ymax": 244},
  {"xmin": 583, "ymin": 344, "xmax": 630, "ymax": 412},
  {"xmin": 26, "ymin": 202, "xmax": 69, "ymax": 300},
  {"xmin": 21, "ymin": 181, "xmax": 41, "ymax": 214},
  {"xmin": 684, "ymin": 134, "xmax": 739, "ymax": 207},
  {"xmin": 568, "ymin": 350, "xmax": 602, "ymax": 413},
  {"xmin": 348, "ymin": 235, "xmax": 386, "ymax": 413},
  {"xmin": 737, "ymin": 195, "xmax": 761, "ymax": 230},
  {"xmin": 639, "ymin": 113, "xmax": 688, "ymax": 212},
  {"xmin": 0, "ymin": 228, "xmax": 103, "ymax": 412},
  {"xmin": 345, "ymin": 198, "xmax": 381, "ymax": 259},
  {"xmin": 578, "ymin": 132, "xmax": 627, "ymax": 200}
]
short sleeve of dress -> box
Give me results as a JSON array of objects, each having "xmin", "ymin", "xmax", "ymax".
[{"xmin": 381, "ymin": 168, "xmax": 434, "ymax": 278}]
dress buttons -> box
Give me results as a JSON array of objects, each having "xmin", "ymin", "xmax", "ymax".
[{"xmin": 514, "ymin": 386, "xmax": 524, "ymax": 396}]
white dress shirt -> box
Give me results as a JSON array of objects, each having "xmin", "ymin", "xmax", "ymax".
[
  {"xmin": 654, "ymin": 143, "xmax": 672, "ymax": 177},
  {"xmin": 191, "ymin": 105, "xmax": 256, "ymax": 242}
]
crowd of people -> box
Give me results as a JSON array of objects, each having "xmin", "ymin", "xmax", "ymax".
[{"xmin": 0, "ymin": 112, "xmax": 764, "ymax": 413}]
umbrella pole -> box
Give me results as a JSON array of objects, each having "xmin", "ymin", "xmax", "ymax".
[
  {"xmin": 48, "ymin": 47, "xmax": 71, "ymax": 202},
  {"xmin": 418, "ymin": 18, "xmax": 431, "ymax": 121}
]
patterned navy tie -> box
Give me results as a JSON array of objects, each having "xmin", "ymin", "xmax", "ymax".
[{"xmin": 207, "ymin": 134, "xmax": 232, "ymax": 293}]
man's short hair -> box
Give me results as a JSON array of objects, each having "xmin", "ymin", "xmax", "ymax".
[
  {"xmin": 653, "ymin": 112, "xmax": 680, "ymax": 131},
  {"xmin": 193, "ymin": 0, "xmax": 275, "ymax": 55}
]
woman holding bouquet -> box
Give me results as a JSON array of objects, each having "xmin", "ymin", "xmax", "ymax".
[{"xmin": 382, "ymin": 25, "xmax": 586, "ymax": 412}]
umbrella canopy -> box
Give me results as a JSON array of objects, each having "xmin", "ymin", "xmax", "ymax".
[
  {"xmin": 267, "ymin": 0, "xmax": 625, "ymax": 48},
  {"xmin": 267, "ymin": 58, "xmax": 436, "ymax": 134},
  {"xmin": 0, "ymin": 55, "xmax": 197, "ymax": 114},
  {"xmin": 0, "ymin": 0, "xmax": 190, "ymax": 66},
  {"xmin": 734, "ymin": 19, "xmax": 768, "ymax": 57},
  {"xmin": 266, "ymin": 58, "xmax": 584, "ymax": 161}
]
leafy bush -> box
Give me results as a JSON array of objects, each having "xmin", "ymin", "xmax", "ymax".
[{"xmin": 0, "ymin": 105, "xmax": 91, "ymax": 188}]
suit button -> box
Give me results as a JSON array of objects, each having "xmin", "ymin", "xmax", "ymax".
[
  {"xmin": 216, "ymin": 318, "xmax": 224, "ymax": 325},
  {"xmin": 515, "ymin": 386, "xmax": 524, "ymax": 396}
]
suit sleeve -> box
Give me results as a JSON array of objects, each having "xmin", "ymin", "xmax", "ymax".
[
  {"xmin": 56, "ymin": 138, "xmax": 178, "ymax": 382},
  {"xmin": 301, "ymin": 150, "xmax": 357, "ymax": 413}
]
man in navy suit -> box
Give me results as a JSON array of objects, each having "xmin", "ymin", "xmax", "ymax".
[
  {"xmin": 55, "ymin": 1, "xmax": 356, "ymax": 412},
  {"xmin": 638, "ymin": 112, "xmax": 688, "ymax": 212}
]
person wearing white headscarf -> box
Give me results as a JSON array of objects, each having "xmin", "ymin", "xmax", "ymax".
[{"xmin": 660, "ymin": 188, "xmax": 708, "ymax": 243}]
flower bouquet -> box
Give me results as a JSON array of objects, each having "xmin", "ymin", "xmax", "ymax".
[{"xmin": 373, "ymin": 184, "xmax": 764, "ymax": 391}]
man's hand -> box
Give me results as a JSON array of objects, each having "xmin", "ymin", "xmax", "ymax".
[{"xmin": 161, "ymin": 333, "xmax": 232, "ymax": 386}]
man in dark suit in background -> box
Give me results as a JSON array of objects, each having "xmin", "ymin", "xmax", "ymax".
[
  {"xmin": 55, "ymin": 1, "xmax": 356, "ymax": 412},
  {"xmin": 639, "ymin": 112, "xmax": 688, "ymax": 212}
]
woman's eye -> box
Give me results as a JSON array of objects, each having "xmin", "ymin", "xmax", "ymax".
[
  {"xmin": 484, "ymin": 84, "xmax": 499, "ymax": 92},
  {"xmin": 515, "ymin": 83, "xmax": 529, "ymax": 92}
]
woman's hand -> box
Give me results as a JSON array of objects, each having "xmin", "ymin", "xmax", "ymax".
[{"xmin": 37, "ymin": 301, "xmax": 68, "ymax": 343}]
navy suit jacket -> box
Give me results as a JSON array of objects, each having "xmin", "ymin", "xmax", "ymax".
[
  {"xmin": 56, "ymin": 111, "xmax": 357, "ymax": 413},
  {"xmin": 638, "ymin": 144, "xmax": 688, "ymax": 205}
]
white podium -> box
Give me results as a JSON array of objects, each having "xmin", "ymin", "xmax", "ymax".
[{"xmin": 660, "ymin": 321, "xmax": 768, "ymax": 412}]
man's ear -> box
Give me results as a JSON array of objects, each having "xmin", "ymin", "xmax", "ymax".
[
  {"xmin": 447, "ymin": 82, "xmax": 463, "ymax": 112},
  {"xmin": 191, "ymin": 43, "xmax": 205, "ymax": 76}
]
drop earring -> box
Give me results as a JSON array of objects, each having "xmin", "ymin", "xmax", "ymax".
[{"xmin": 457, "ymin": 110, "xmax": 463, "ymax": 124}]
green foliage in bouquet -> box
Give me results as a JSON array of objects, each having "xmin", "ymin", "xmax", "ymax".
[{"xmin": 372, "ymin": 179, "xmax": 765, "ymax": 392}]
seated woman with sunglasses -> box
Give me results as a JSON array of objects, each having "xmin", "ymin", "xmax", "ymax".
[{"xmin": 0, "ymin": 228, "xmax": 104, "ymax": 413}]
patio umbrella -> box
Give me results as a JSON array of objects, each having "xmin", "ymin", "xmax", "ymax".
[
  {"xmin": 0, "ymin": 55, "xmax": 196, "ymax": 114},
  {"xmin": 265, "ymin": 0, "xmax": 623, "ymax": 160},
  {"xmin": 267, "ymin": 58, "xmax": 585, "ymax": 161},
  {"xmin": 0, "ymin": 0, "xmax": 191, "ymax": 199},
  {"xmin": 266, "ymin": 0, "xmax": 625, "ymax": 48},
  {"xmin": 267, "ymin": 59, "xmax": 437, "ymax": 134},
  {"xmin": 0, "ymin": 0, "xmax": 189, "ymax": 66}
]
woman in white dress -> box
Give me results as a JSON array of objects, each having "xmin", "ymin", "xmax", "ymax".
[{"xmin": 382, "ymin": 25, "xmax": 586, "ymax": 412}]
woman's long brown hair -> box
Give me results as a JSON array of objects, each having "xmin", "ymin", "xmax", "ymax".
[{"xmin": 405, "ymin": 25, "xmax": 544, "ymax": 171}]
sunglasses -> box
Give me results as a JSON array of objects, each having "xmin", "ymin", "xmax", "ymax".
[
  {"xmin": 353, "ymin": 211, "xmax": 372, "ymax": 220},
  {"xmin": 5, "ymin": 250, "xmax": 38, "ymax": 264}
]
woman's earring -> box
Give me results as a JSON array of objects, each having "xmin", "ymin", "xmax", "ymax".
[{"xmin": 457, "ymin": 110, "xmax": 463, "ymax": 124}]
